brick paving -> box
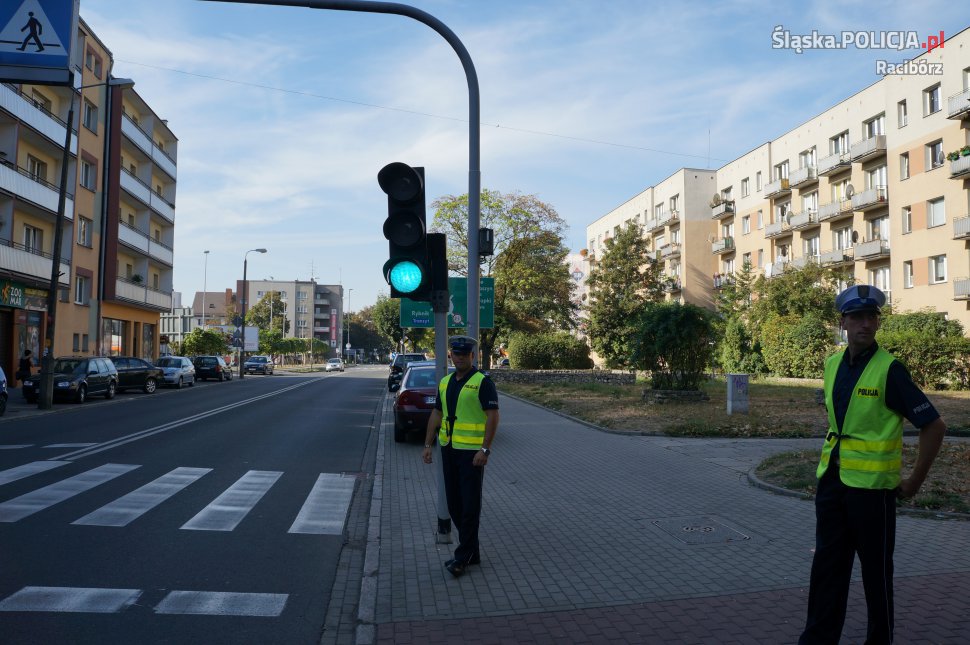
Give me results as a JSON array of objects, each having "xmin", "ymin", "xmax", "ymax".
[{"xmin": 352, "ymin": 392, "xmax": 970, "ymax": 644}]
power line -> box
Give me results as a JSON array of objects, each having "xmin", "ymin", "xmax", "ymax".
[{"xmin": 116, "ymin": 58, "xmax": 728, "ymax": 163}]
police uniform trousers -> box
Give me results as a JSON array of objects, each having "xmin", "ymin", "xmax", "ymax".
[
  {"xmin": 800, "ymin": 466, "xmax": 897, "ymax": 645},
  {"xmin": 440, "ymin": 443, "xmax": 485, "ymax": 564}
]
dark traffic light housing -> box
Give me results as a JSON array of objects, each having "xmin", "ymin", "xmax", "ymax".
[{"xmin": 378, "ymin": 162, "xmax": 431, "ymax": 301}]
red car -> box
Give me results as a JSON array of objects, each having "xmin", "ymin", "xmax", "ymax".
[{"xmin": 393, "ymin": 362, "xmax": 453, "ymax": 443}]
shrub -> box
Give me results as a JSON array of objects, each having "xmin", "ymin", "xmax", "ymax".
[
  {"xmin": 635, "ymin": 302, "xmax": 715, "ymax": 390},
  {"xmin": 507, "ymin": 332, "xmax": 593, "ymax": 369},
  {"xmin": 760, "ymin": 313, "xmax": 834, "ymax": 378},
  {"xmin": 719, "ymin": 315, "xmax": 767, "ymax": 375},
  {"xmin": 877, "ymin": 311, "xmax": 969, "ymax": 389}
]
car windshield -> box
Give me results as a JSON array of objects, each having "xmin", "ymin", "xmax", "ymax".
[
  {"xmin": 53, "ymin": 359, "xmax": 84, "ymax": 375},
  {"xmin": 328, "ymin": 359, "xmax": 340, "ymax": 364},
  {"xmin": 248, "ymin": 357, "xmax": 267, "ymax": 363},
  {"xmin": 156, "ymin": 358, "xmax": 180, "ymax": 367},
  {"xmin": 404, "ymin": 366, "xmax": 453, "ymax": 388}
]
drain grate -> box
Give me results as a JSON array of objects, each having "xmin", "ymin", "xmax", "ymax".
[{"xmin": 651, "ymin": 516, "xmax": 752, "ymax": 545}]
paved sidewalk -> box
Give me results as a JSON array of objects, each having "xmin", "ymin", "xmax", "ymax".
[{"xmin": 361, "ymin": 394, "xmax": 970, "ymax": 644}]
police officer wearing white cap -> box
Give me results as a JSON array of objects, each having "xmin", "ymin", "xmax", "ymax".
[
  {"xmin": 423, "ymin": 335, "xmax": 500, "ymax": 578},
  {"xmin": 800, "ymin": 285, "xmax": 947, "ymax": 644}
]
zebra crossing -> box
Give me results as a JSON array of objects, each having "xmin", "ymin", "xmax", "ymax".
[{"xmin": 0, "ymin": 460, "xmax": 357, "ymax": 534}]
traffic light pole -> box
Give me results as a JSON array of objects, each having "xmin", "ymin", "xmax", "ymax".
[{"xmin": 202, "ymin": 0, "xmax": 482, "ymax": 359}]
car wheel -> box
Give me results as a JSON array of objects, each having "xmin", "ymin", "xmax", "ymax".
[
  {"xmin": 219, "ymin": 372, "xmax": 225, "ymax": 382},
  {"xmin": 144, "ymin": 378, "xmax": 157, "ymax": 394},
  {"xmin": 188, "ymin": 376, "xmax": 194, "ymax": 387},
  {"xmin": 104, "ymin": 381, "xmax": 116, "ymax": 400},
  {"xmin": 76, "ymin": 384, "xmax": 87, "ymax": 404},
  {"xmin": 177, "ymin": 377, "xmax": 183, "ymax": 389}
]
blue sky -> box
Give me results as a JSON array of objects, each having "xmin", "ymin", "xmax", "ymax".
[{"xmin": 77, "ymin": 0, "xmax": 969, "ymax": 312}]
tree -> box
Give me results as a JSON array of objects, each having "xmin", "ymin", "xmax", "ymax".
[
  {"xmin": 635, "ymin": 302, "xmax": 716, "ymax": 390},
  {"xmin": 430, "ymin": 190, "xmax": 576, "ymax": 367},
  {"xmin": 246, "ymin": 292, "xmax": 288, "ymax": 335},
  {"xmin": 347, "ymin": 307, "xmax": 392, "ymax": 361},
  {"xmin": 371, "ymin": 294, "xmax": 431, "ymax": 354},
  {"xmin": 749, "ymin": 263, "xmax": 845, "ymax": 335},
  {"xmin": 181, "ymin": 328, "xmax": 230, "ymax": 357},
  {"xmin": 585, "ymin": 222, "xmax": 664, "ymax": 369}
]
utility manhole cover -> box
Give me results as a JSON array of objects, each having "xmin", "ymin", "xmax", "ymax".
[{"xmin": 651, "ymin": 516, "xmax": 752, "ymax": 545}]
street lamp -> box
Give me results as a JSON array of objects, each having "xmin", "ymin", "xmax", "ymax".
[
  {"xmin": 238, "ymin": 247, "xmax": 267, "ymax": 379},
  {"xmin": 39, "ymin": 75, "xmax": 135, "ymax": 409},
  {"xmin": 345, "ymin": 288, "xmax": 353, "ymax": 363},
  {"xmin": 201, "ymin": 250, "xmax": 210, "ymax": 329}
]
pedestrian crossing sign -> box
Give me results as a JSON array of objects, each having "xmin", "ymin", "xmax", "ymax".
[{"xmin": 0, "ymin": 0, "xmax": 78, "ymax": 85}]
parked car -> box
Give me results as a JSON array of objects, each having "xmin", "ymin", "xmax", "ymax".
[
  {"xmin": 393, "ymin": 361, "xmax": 453, "ymax": 442},
  {"xmin": 21, "ymin": 357, "xmax": 118, "ymax": 404},
  {"xmin": 110, "ymin": 356, "xmax": 164, "ymax": 393},
  {"xmin": 325, "ymin": 358, "xmax": 345, "ymax": 372},
  {"xmin": 0, "ymin": 366, "xmax": 7, "ymax": 416},
  {"xmin": 244, "ymin": 355, "xmax": 274, "ymax": 375},
  {"xmin": 388, "ymin": 352, "xmax": 427, "ymax": 391},
  {"xmin": 193, "ymin": 355, "xmax": 233, "ymax": 381},
  {"xmin": 155, "ymin": 356, "xmax": 196, "ymax": 388}
]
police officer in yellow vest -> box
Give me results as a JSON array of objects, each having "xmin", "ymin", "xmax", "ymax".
[
  {"xmin": 423, "ymin": 335, "xmax": 500, "ymax": 578},
  {"xmin": 800, "ymin": 285, "xmax": 946, "ymax": 645}
]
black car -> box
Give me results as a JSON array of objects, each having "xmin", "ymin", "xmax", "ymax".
[
  {"xmin": 0, "ymin": 366, "xmax": 7, "ymax": 416},
  {"xmin": 243, "ymin": 355, "xmax": 274, "ymax": 375},
  {"xmin": 388, "ymin": 353, "xmax": 428, "ymax": 391},
  {"xmin": 111, "ymin": 356, "xmax": 164, "ymax": 393},
  {"xmin": 194, "ymin": 355, "xmax": 233, "ymax": 381},
  {"xmin": 22, "ymin": 357, "xmax": 118, "ymax": 404}
]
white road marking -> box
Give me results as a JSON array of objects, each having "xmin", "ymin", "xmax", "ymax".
[
  {"xmin": 0, "ymin": 445, "xmax": 34, "ymax": 450},
  {"xmin": 44, "ymin": 443, "xmax": 97, "ymax": 448},
  {"xmin": 72, "ymin": 467, "xmax": 212, "ymax": 527},
  {"xmin": 154, "ymin": 591, "xmax": 288, "ymax": 616},
  {"xmin": 288, "ymin": 473, "xmax": 356, "ymax": 534},
  {"xmin": 0, "ymin": 586, "xmax": 141, "ymax": 613},
  {"xmin": 0, "ymin": 464, "xmax": 140, "ymax": 522},
  {"xmin": 181, "ymin": 470, "xmax": 282, "ymax": 531},
  {"xmin": 0, "ymin": 460, "xmax": 70, "ymax": 486}
]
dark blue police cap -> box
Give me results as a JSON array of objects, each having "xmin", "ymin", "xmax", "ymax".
[
  {"xmin": 836, "ymin": 284, "xmax": 886, "ymax": 314},
  {"xmin": 448, "ymin": 335, "xmax": 478, "ymax": 353}
]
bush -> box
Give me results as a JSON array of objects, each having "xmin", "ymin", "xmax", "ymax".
[
  {"xmin": 507, "ymin": 332, "xmax": 593, "ymax": 369},
  {"xmin": 635, "ymin": 302, "xmax": 715, "ymax": 390},
  {"xmin": 718, "ymin": 316, "xmax": 767, "ymax": 375},
  {"xmin": 760, "ymin": 313, "xmax": 834, "ymax": 378},
  {"xmin": 877, "ymin": 311, "xmax": 970, "ymax": 389}
]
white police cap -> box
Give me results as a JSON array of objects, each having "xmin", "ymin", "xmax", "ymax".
[
  {"xmin": 448, "ymin": 335, "xmax": 478, "ymax": 353},
  {"xmin": 836, "ymin": 284, "xmax": 886, "ymax": 314}
]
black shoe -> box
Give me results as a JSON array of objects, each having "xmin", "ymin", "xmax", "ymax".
[
  {"xmin": 445, "ymin": 560, "xmax": 465, "ymax": 577},
  {"xmin": 445, "ymin": 555, "xmax": 480, "ymax": 568}
]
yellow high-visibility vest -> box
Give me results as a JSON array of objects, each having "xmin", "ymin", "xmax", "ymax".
[
  {"xmin": 817, "ymin": 347, "xmax": 903, "ymax": 489},
  {"xmin": 437, "ymin": 372, "xmax": 487, "ymax": 450}
]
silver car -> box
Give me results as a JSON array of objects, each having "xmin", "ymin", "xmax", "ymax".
[{"xmin": 156, "ymin": 356, "xmax": 196, "ymax": 388}]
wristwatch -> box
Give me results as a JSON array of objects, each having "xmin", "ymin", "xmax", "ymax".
[{"xmin": 480, "ymin": 447, "xmax": 491, "ymax": 456}]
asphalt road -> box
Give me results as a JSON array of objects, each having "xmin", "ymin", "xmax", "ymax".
[{"xmin": 0, "ymin": 368, "xmax": 384, "ymax": 644}]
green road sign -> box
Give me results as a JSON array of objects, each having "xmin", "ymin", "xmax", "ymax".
[{"xmin": 400, "ymin": 277, "xmax": 494, "ymax": 329}]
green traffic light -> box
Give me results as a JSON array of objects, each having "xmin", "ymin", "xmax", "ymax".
[{"xmin": 388, "ymin": 260, "xmax": 424, "ymax": 293}]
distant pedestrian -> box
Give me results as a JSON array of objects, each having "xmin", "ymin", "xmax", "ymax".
[
  {"xmin": 16, "ymin": 349, "xmax": 33, "ymax": 391},
  {"xmin": 799, "ymin": 284, "xmax": 946, "ymax": 645},
  {"xmin": 423, "ymin": 335, "xmax": 499, "ymax": 578},
  {"xmin": 18, "ymin": 12, "xmax": 45, "ymax": 52}
]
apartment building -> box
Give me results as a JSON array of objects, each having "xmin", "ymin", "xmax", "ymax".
[
  {"xmin": 586, "ymin": 27, "xmax": 970, "ymax": 332},
  {"xmin": 241, "ymin": 279, "xmax": 344, "ymax": 350}
]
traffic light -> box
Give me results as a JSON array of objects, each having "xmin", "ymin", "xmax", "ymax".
[{"xmin": 378, "ymin": 162, "xmax": 431, "ymax": 301}]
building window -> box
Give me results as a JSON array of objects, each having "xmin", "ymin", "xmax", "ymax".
[
  {"xmin": 830, "ymin": 130, "xmax": 850, "ymax": 154},
  {"xmin": 80, "ymin": 160, "xmax": 97, "ymax": 190},
  {"xmin": 757, "ymin": 209, "xmax": 763, "ymax": 229},
  {"xmin": 926, "ymin": 140, "xmax": 944, "ymax": 169},
  {"xmin": 923, "ymin": 83, "xmax": 942, "ymax": 115},
  {"xmin": 903, "ymin": 261, "xmax": 914, "ymax": 288},
  {"xmin": 897, "ymin": 100, "xmax": 908, "ymax": 127},
  {"xmin": 741, "ymin": 178, "xmax": 749, "ymax": 197},
  {"xmin": 670, "ymin": 194, "xmax": 679, "ymax": 212},
  {"xmin": 927, "ymin": 197, "xmax": 945, "ymax": 228},
  {"xmin": 742, "ymin": 252, "xmax": 751, "ymax": 267},
  {"xmin": 899, "ymin": 153, "xmax": 909, "ymax": 180},
  {"xmin": 868, "ymin": 215, "xmax": 889, "ymax": 242},
  {"xmin": 834, "ymin": 226, "xmax": 852, "ymax": 250},
  {"xmin": 77, "ymin": 216, "xmax": 92, "ymax": 247},
  {"xmin": 756, "ymin": 171, "xmax": 762, "ymax": 191},
  {"xmin": 864, "ymin": 114, "xmax": 885, "ymax": 138},
  {"xmin": 27, "ymin": 155, "xmax": 48, "ymax": 183},
  {"xmin": 799, "ymin": 147, "xmax": 817, "ymax": 168},
  {"xmin": 152, "ymin": 273, "xmax": 159, "ymax": 289},
  {"xmin": 929, "ymin": 255, "xmax": 946, "ymax": 284},
  {"xmin": 804, "ymin": 235, "xmax": 820, "ymax": 257},
  {"xmin": 23, "ymin": 224, "xmax": 43, "ymax": 253},
  {"xmin": 82, "ymin": 100, "xmax": 98, "ymax": 132},
  {"xmin": 870, "ymin": 266, "xmax": 891, "ymax": 293},
  {"xmin": 774, "ymin": 160, "xmax": 789, "ymax": 180},
  {"xmin": 901, "ymin": 207, "xmax": 912, "ymax": 234},
  {"xmin": 31, "ymin": 89, "xmax": 52, "ymax": 113},
  {"xmin": 73, "ymin": 333, "xmax": 80, "ymax": 352},
  {"xmin": 74, "ymin": 275, "xmax": 89, "ymax": 305},
  {"xmin": 742, "ymin": 215, "xmax": 751, "ymax": 234},
  {"xmin": 866, "ymin": 165, "xmax": 887, "ymax": 190}
]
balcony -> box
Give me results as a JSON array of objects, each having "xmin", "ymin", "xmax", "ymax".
[
  {"xmin": 947, "ymin": 88, "xmax": 970, "ymax": 119},
  {"xmin": 764, "ymin": 178, "xmax": 790, "ymax": 198},
  {"xmin": 0, "ymin": 83, "xmax": 75, "ymax": 153},
  {"xmin": 850, "ymin": 186, "xmax": 887, "ymax": 212},
  {"xmin": 122, "ymin": 114, "xmax": 177, "ymax": 180},
  {"xmin": 850, "ymin": 135, "xmax": 886, "ymax": 162},
  {"xmin": 711, "ymin": 201, "xmax": 735, "ymax": 219},
  {"xmin": 789, "ymin": 209, "xmax": 818, "ymax": 230},
  {"xmin": 644, "ymin": 218, "xmax": 660, "ymax": 232},
  {"xmin": 656, "ymin": 211, "xmax": 674, "ymax": 227},
  {"xmin": 950, "ymin": 155, "xmax": 970, "ymax": 179},
  {"xmin": 791, "ymin": 255, "xmax": 819, "ymax": 270},
  {"xmin": 955, "ymin": 216, "xmax": 970, "ymax": 240},
  {"xmin": 768, "ymin": 259, "xmax": 789, "ymax": 276},
  {"xmin": 0, "ymin": 240, "xmax": 71, "ymax": 285},
  {"xmin": 765, "ymin": 221, "xmax": 791, "ymax": 238},
  {"xmin": 659, "ymin": 242, "xmax": 681, "ymax": 259},
  {"xmin": 955, "ymin": 277, "xmax": 970, "ymax": 301},
  {"xmin": 667, "ymin": 210, "xmax": 680, "ymax": 224},
  {"xmin": 0, "ymin": 159, "xmax": 74, "ymax": 218},
  {"xmin": 818, "ymin": 200, "xmax": 853, "ymax": 222},
  {"xmin": 115, "ymin": 277, "xmax": 172, "ymax": 311},
  {"xmin": 820, "ymin": 247, "xmax": 854, "ymax": 265},
  {"xmin": 663, "ymin": 278, "xmax": 682, "ymax": 293},
  {"xmin": 853, "ymin": 239, "xmax": 890, "ymax": 260},
  {"xmin": 711, "ymin": 237, "xmax": 734, "ymax": 254},
  {"xmin": 313, "ymin": 325, "xmax": 331, "ymax": 333},
  {"xmin": 818, "ymin": 151, "xmax": 850, "ymax": 176},
  {"xmin": 789, "ymin": 166, "xmax": 817, "ymax": 188}
]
